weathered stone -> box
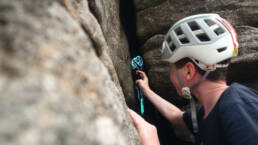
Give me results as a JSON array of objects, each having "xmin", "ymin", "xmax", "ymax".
[
  {"xmin": 136, "ymin": 0, "xmax": 258, "ymax": 44},
  {"xmin": 228, "ymin": 26, "xmax": 258, "ymax": 90},
  {"xmin": 1, "ymin": 0, "xmax": 257, "ymax": 144},
  {"xmin": 133, "ymin": 0, "xmax": 167, "ymax": 11},
  {"xmin": 0, "ymin": 0, "xmax": 141, "ymax": 145},
  {"xmin": 59, "ymin": 0, "xmax": 123, "ymax": 97},
  {"xmin": 60, "ymin": 0, "xmax": 137, "ymax": 109},
  {"xmin": 88, "ymin": 0, "xmax": 137, "ymax": 108}
]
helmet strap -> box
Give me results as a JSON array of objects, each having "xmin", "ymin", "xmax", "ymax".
[{"xmin": 172, "ymin": 63, "xmax": 211, "ymax": 133}]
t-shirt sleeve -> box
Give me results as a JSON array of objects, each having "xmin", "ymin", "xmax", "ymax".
[
  {"xmin": 183, "ymin": 108, "xmax": 203, "ymax": 135},
  {"xmin": 220, "ymin": 102, "xmax": 258, "ymax": 145},
  {"xmin": 183, "ymin": 110, "xmax": 194, "ymax": 134}
]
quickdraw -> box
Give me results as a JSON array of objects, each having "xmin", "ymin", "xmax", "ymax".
[{"xmin": 131, "ymin": 56, "xmax": 144, "ymax": 115}]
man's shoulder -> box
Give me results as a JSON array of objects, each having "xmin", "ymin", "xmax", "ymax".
[
  {"xmin": 216, "ymin": 83, "xmax": 258, "ymax": 145},
  {"xmin": 217, "ymin": 83, "xmax": 258, "ymax": 119},
  {"xmin": 218, "ymin": 83, "xmax": 258, "ymax": 107}
]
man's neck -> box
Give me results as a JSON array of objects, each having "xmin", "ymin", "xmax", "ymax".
[{"xmin": 192, "ymin": 80, "xmax": 228, "ymax": 119}]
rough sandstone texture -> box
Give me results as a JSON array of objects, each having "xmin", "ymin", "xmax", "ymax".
[
  {"xmin": 133, "ymin": 0, "xmax": 167, "ymax": 11},
  {"xmin": 0, "ymin": 0, "xmax": 140, "ymax": 145},
  {"xmin": 135, "ymin": 0, "xmax": 258, "ymax": 143},
  {"xmin": 1, "ymin": 0, "xmax": 258, "ymax": 144},
  {"xmin": 60, "ymin": 0, "xmax": 137, "ymax": 109}
]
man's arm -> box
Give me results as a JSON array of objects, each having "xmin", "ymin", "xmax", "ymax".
[
  {"xmin": 143, "ymin": 88, "xmax": 186, "ymax": 127},
  {"xmin": 136, "ymin": 70, "xmax": 186, "ymax": 128}
]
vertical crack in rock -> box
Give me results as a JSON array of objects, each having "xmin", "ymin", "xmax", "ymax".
[
  {"xmin": 119, "ymin": 0, "xmax": 141, "ymax": 58},
  {"xmin": 58, "ymin": 0, "xmax": 104, "ymax": 57},
  {"xmin": 86, "ymin": 0, "xmax": 139, "ymax": 112},
  {"xmin": 58, "ymin": 0, "xmax": 124, "ymax": 97},
  {"xmin": 120, "ymin": 1, "xmax": 196, "ymax": 145},
  {"xmin": 88, "ymin": 0, "xmax": 102, "ymax": 24}
]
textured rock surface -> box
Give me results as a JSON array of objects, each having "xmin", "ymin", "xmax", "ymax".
[
  {"xmin": 228, "ymin": 26, "xmax": 258, "ymax": 90},
  {"xmin": 133, "ymin": 0, "xmax": 167, "ymax": 11},
  {"xmin": 90, "ymin": 0, "xmax": 136, "ymax": 108},
  {"xmin": 60, "ymin": 0, "xmax": 136, "ymax": 108},
  {"xmin": 1, "ymin": 0, "xmax": 258, "ymax": 144},
  {"xmin": 0, "ymin": 0, "xmax": 140, "ymax": 145},
  {"xmin": 136, "ymin": 0, "xmax": 258, "ymax": 143},
  {"xmin": 136, "ymin": 0, "xmax": 258, "ymax": 43}
]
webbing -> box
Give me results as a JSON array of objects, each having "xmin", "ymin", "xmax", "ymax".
[{"xmin": 172, "ymin": 63, "xmax": 211, "ymax": 133}]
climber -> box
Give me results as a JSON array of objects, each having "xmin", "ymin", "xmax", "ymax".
[{"xmin": 128, "ymin": 13, "xmax": 258, "ymax": 145}]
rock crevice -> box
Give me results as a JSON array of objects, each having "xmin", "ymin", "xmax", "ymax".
[{"xmin": 1, "ymin": 0, "xmax": 258, "ymax": 145}]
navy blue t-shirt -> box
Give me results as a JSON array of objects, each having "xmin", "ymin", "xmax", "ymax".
[{"xmin": 183, "ymin": 83, "xmax": 258, "ymax": 145}]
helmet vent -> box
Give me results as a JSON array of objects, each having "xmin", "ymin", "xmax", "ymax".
[
  {"xmin": 204, "ymin": 19, "xmax": 216, "ymax": 26},
  {"xmin": 214, "ymin": 27, "xmax": 225, "ymax": 36},
  {"xmin": 194, "ymin": 59, "xmax": 200, "ymax": 64},
  {"xmin": 217, "ymin": 47, "xmax": 227, "ymax": 53},
  {"xmin": 196, "ymin": 33, "xmax": 210, "ymax": 42},
  {"xmin": 179, "ymin": 37, "xmax": 189, "ymax": 44},
  {"xmin": 175, "ymin": 27, "xmax": 183, "ymax": 36},
  {"xmin": 167, "ymin": 36, "xmax": 172, "ymax": 44},
  {"xmin": 169, "ymin": 43, "xmax": 176, "ymax": 52},
  {"xmin": 188, "ymin": 21, "xmax": 200, "ymax": 31}
]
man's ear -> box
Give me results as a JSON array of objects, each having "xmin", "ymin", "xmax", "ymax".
[{"xmin": 184, "ymin": 62, "xmax": 196, "ymax": 81}]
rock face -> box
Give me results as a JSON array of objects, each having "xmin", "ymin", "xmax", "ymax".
[
  {"xmin": 0, "ymin": 0, "xmax": 140, "ymax": 145},
  {"xmin": 133, "ymin": 0, "xmax": 167, "ymax": 11},
  {"xmin": 1, "ymin": 0, "xmax": 258, "ymax": 145},
  {"xmin": 134, "ymin": 0, "xmax": 258, "ymax": 143},
  {"xmin": 60, "ymin": 0, "xmax": 137, "ymax": 109},
  {"xmin": 87, "ymin": 0, "xmax": 137, "ymax": 108},
  {"xmin": 228, "ymin": 26, "xmax": 258, "ymax": 90}
]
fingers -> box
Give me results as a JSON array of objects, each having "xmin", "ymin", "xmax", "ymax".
[
  {"xmin": 128, "ymin": 109, "xmax": 139, "ymax": 127},
  {"xmin": 128, "ymin": 108, "xmax": 160, "ymax": 145},
  {"xmin": 136, "ymin": 70, "xmax": 147, "ymax": 80},
  {"xmin": 135, "ymin": 79, "xmax": 141, "ymax": 85},
  {"xmin": 128, "ymin": 109, "xmax": 143, "ymax": 121},
  {"xmin": 128, "ymin": 109, "xmax": 145, "ymax": 129}
]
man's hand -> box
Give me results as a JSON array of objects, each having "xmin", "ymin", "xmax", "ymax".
[
  {"xmin": 128, "ymin": 109, "xmax": 160, "ymax": 145},
  {"xmin": 135, "ymin": 70, "xmax": 150, "ymax": 95}
]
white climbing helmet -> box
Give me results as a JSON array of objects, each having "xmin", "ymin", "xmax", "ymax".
[{"xmin": 161, "ymin": 13, "xmax": 239, "ymax": 71}]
